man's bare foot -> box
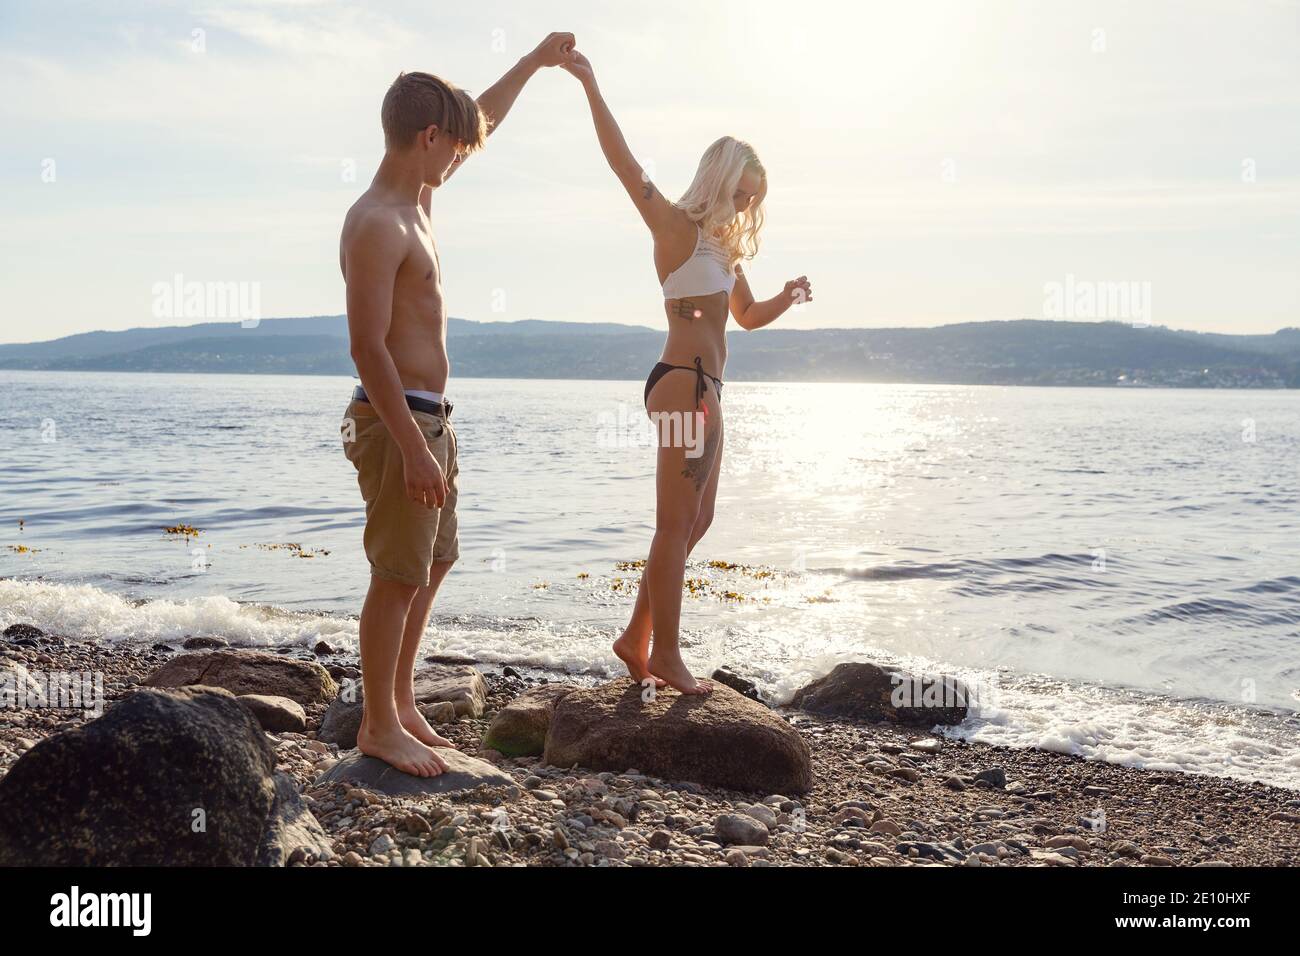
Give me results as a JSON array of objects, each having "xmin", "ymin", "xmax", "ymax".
[
  {"xmin": 357, "ymin": 723, "xmax": 447, "ymax": 777},
  {"xmin": 613, "ymin": 630, "xmax": 667, "ymax": 688},
  {"xmin": 647, "ymin": 647, "xmax": 712, "ymax": 695},
  {"xmin": 397, "ymin": 702, "xmax": 458, "ymax": 749}
]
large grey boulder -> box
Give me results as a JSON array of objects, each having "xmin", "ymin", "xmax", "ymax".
[{"xmin": 0, "ymin": 687, "xmax": 330, "ymax": 866}]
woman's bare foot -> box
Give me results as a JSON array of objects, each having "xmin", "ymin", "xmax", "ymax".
[
  {"xmin": 647, "ymin": 647, "xmax": 712, "ymax": 695},
  {"xmin": 357, "ymin": 722, "xmax": 447, "ymax": 777},
  {"xmin": 613, "ymin": 630, "xmax": 667, "ymax": 688},
  {"xmin": 397, "ymin": 702, "xmax": 458, "ymax": 749}
]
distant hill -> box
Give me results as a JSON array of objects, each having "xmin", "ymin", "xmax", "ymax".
[{"xmin": 2, "ymin": 315, "xmax": 1298, "ymax": 387}]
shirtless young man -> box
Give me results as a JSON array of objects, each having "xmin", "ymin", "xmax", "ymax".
[{"xmin": 339, "ymin": 33, "xmax": 576, "ymax": 777}]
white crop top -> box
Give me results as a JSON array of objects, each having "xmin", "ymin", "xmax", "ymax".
[{"xmin": 661, "ymin": 228, "xmax": 737, "ymax": 300}]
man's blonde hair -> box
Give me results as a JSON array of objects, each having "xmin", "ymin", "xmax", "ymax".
[{"xmin": 381, "ymin": 71, "xmax": 487, "ymax": 152}]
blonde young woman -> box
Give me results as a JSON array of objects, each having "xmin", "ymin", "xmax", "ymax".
[{"xmin": 563, "ymin": 51, "xmax": 813, "ymax": 694}]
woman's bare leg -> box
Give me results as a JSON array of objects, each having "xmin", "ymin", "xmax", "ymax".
[
  {"xmin": 627, "ymin": 375, "xmax": 718, "ymax": 693},
  {"xmin": 614, "ymin": 410, "xmax": 723, "ymax": 679}
]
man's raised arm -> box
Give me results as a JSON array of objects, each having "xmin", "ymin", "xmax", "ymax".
[{"xmin": 434, "ymin": 32, "xmax": 574, "ymax": 192}]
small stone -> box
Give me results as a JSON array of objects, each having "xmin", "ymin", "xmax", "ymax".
[
  {"xmin": 724, "ymin": 848, "xmax": 750, "ymax": 867},
  {"xmin": 1141, "ymin": 854, "xmax": 1174, "ymax": 867},
  {"xmin": 714, "ymin": 813, "xmax": 770, "ymax": 846},
  {"xmin": 888, "ymin": 767, "xmax": 920, "ymax": 784},
  {"xmin": 369, "ymin": 834, "xmax": 395, "ymax": 856},
  {"xmin": 1046, "ymin": 836, "xmax": 1090, "ymax": 851},
  {"xmin": 648, "ymin": 830, "xmax": 672, "ymax": 851},
  {"xmin": 870, "ymin": 819, "xmax": 903, "ymax": 837},
  {"xmin": 908, "ymin": 738, "xmax": 941, "ymax": 754},
  {"xmin": 1030, "ymin": 849, "xmax": 1076, "ymax": 866},
  {"xmin": 182, "ymin": 635, "xmax": 228, "ymax": 650},
  {"xmin": 942, "ymin": 776, "xmax": 966, "ymax": 791},
  {"xmin": 740, "ymin": 804, "xmax": 778, "ymax": 829},
  {"xmin": 974, "ymin": 767, "xmax": 1007, "ymax": 789}
]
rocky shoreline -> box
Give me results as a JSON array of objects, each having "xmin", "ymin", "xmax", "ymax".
[{"xmin": 1, "ymin": 627, "xmax": 1297, "ymax": 867}]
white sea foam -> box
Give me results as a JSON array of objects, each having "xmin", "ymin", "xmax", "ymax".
[{"xmin": 0, "ymin": 579, "xmax": 359, "ymax": 649}]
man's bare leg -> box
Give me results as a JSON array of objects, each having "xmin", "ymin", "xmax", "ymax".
[
  {"xmin": 395, "ymin": 560, "xmax": 457, "ymax": 747},
  {"xmin": 356, "ymin": 575, "xmax": 447, "ymax": 776}
]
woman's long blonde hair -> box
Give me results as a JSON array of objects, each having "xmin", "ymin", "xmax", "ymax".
[{"xmin": 675, "ymin": 136, "xmax": 767, "ymax": 265}]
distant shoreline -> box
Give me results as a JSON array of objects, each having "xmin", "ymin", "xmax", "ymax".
[
  {"xmin": 1, "ymin": 317, "xmax": 1297, "ymax": 389},
  {"xmin": 0, "ymin": 366, "xmax": 1294, "ymax": 391}
]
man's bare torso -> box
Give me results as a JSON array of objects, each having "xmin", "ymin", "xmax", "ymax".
[{"xmin": 339, "ymin": 190, "xmax": 449, "ymax": 393}]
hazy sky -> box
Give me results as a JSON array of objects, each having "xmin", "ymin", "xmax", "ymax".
[{"xmin": 1, "ymin": 0, "xmax": 1297, "ymax": 344}]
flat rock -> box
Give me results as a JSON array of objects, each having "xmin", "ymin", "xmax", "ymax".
[
  {"xmin": 238, "ymin": 694, "xmax": 307, "ymax": 733},
  {"xmin": 481, "ymin": 684, "xmax": 579, "ymax": 758},
  {"xmin": 313, "ymin": 749, "xmax": 513, "ymax": 797},
  {"xmin": 790, "ymin": 662, "xmax": 968, "ymax": 726},
  {"xmin": 0, "ymin": 687, "xmax": 325, "ymax": 866},
  {"xmin": 542, "ymin": 681, "xmax": 813, "ymax": 794},
  {"xmin": 143, "ymin": 649, "xmax": 338, "ymax": 707}
]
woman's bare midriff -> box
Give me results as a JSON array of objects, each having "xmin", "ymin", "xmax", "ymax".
[{"xmin": 659, "ymin": 291, "xmax": 729, "ymax": 376}]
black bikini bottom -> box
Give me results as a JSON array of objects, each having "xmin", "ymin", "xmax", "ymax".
[{"xmin": 644, "ymin": 356, "xmax": 724, "ymax": 409}]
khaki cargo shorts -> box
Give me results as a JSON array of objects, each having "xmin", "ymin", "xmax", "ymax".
[{"xmin": 341, "ymin": 399, "xmax": 459, "ymax": 587}]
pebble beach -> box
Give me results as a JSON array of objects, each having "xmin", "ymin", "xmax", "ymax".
[{"xmin": 2, "ymin": 628, "xmax": 1297, "ymax": 868}]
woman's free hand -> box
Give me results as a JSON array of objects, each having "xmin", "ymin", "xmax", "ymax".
[{"xmin": 784, "ymin": 276, "xmax": 813, "ymax": 306}]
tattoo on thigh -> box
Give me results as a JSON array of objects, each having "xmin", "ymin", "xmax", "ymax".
[{"xmin": 681, "ymin": 426, "xmax": 720, "ymax": 491}]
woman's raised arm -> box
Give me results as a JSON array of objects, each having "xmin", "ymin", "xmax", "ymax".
[{"xmin": 563, "ymin": 51, "xmax": 679, "ymax": 237}]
